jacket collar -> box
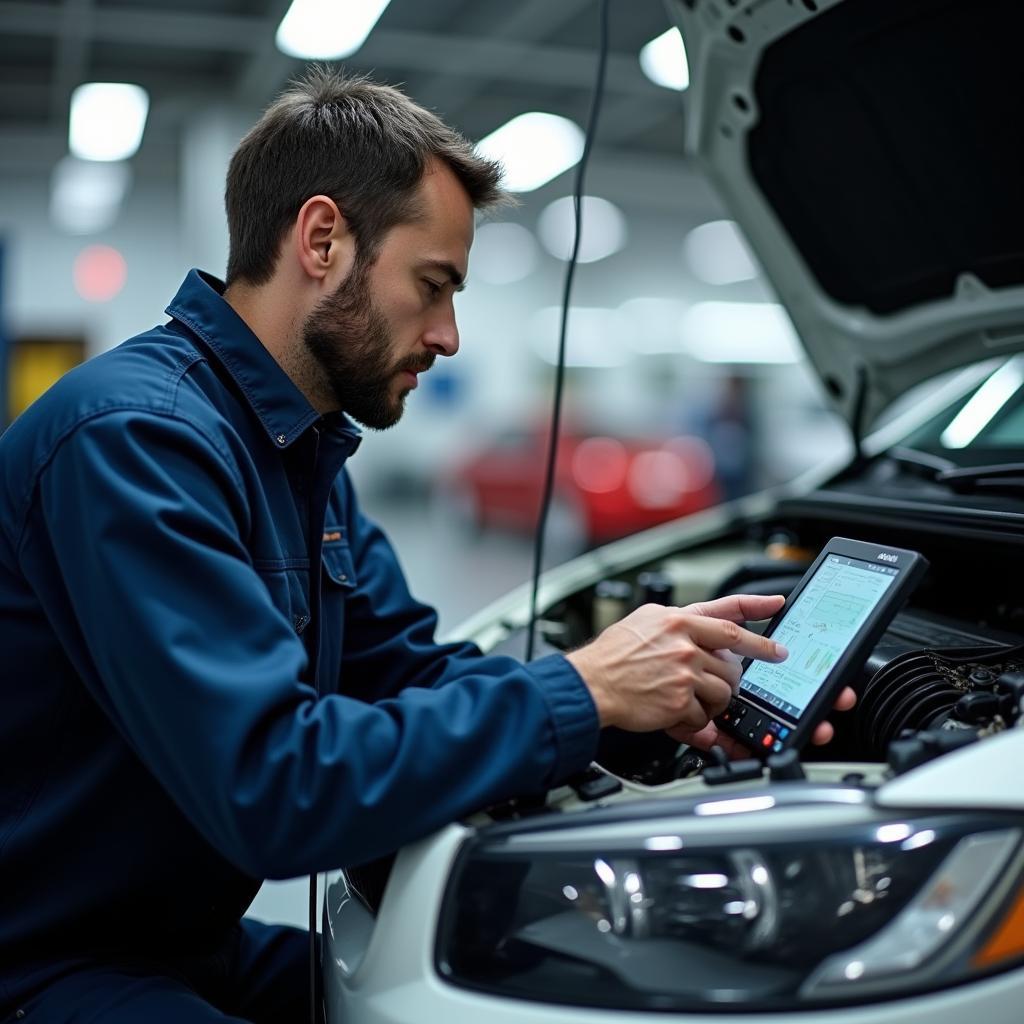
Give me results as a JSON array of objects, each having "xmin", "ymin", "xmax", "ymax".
[{"xmin": 166, "ymin": 269, "xmax": 360, "ymax": 452}]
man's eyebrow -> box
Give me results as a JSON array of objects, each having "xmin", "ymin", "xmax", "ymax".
[{"xmin": 422, "ymin": 260, "xmax": 466, "ymax": 292}]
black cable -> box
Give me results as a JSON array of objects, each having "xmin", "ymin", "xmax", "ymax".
[
  {"xmin": 309, "ymin": 873, "xmax": 318, "ymax": 1024},
  {"xmin": 525, "ymin": 0, "xmax": 611, "ymax": 661},
  {"xmin": 307, "ymin": 7, "xmax": 610, "ymax": 1014},
  {"xmin": 849, "ymin": 362, "xmax": 869, "ymax": 468}
]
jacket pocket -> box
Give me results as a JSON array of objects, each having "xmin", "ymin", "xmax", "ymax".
[
  {"xmin": 254, "ymin": 562, "xmax": 312, "ymax": 634},
  {"xmin": 321, "ymin": 531, "xmax": 357, "ymax": 591}
]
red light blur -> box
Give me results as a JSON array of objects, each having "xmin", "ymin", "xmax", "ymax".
[
  {"xmin": 627, "ymin": 450, "xmax": 690, "ymax": 508},
  {"xmin": 662, "ymin": 435, "xmax": 717, "ymax": 491},
  {"xmin": 570, "ymin": 437, "xmax": 629, "ymax": 493},
  {"xmin": 73, "ymin": 244, "xmax": 127, "ymax": 302}
]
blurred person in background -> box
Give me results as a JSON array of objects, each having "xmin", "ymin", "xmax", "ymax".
[
  {"xmin": 0, "ymin": 68, "xmax": 846, "ymax": 1023},
  {"xmin": 702, "ymin": 372, "xmax": 757, "ymax": 501}
]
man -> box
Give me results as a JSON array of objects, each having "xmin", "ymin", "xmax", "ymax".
[{"xmin": 0, "ymin": 70, "xmax": 850, "ymax": 1022}]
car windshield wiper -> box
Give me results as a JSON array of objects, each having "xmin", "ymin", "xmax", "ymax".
[
  {"xmin": 883, "ymin": 447, "xmax": 1024, "ymax": 494},
  {"xmin": 933, "ymin": 462, "xmax": 1024, "ymax": 493},
  {"xmin": 885, "ymin": 446, "xmax": 957, "ymax": 478}
]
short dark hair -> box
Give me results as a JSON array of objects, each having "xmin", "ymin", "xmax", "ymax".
[{"xmin": 225, "ymin": 67, "xmax": 509, "ymax": 286}]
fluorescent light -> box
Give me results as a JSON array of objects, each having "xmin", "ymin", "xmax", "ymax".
[
  {"xmin": 529, "ymin": 306, "xmax": 630, "ymax": 368},
  {"xmin": 618, "ymin": 297, "xmax": 687, "ymax": 353},
  {"xmin": 471, "ymin": 222, "xmax": 539, "ymax": 285},
  {"xmin": 476, "ymin": 112, "xmax": 584, "ymax": 193},
  {"xmin": 683, "ymin": 219, "xmax": 760, "ymax": 285},
  {"xmin": 537, "ymin": 195, "xmax": 627, "ymax": 264},
  {"xmin": 276, "ymin": 0, "xmax": 391, "ymax": 59},
  {"xmin": 940, "ymin": 355, "xmax": 1024, "ymax": 449},
  {"xmin": 680, "ymin": 302, "xmax": 802, "ymax": 364},
  {"xmin": 640, "ymin": 27, "xmax": 690, "ymax": 91},
  {"xmin": 69, "ymin": 83, "xmax": 149, "ymax": 162},
  {"xmin": 50, "ymin": 156, "xmax": 131, "ymax": 234}
]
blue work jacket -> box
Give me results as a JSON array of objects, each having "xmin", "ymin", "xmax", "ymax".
[{"xmin": 0, "ymin": 270, "xmax": 598, "ymax": 976}]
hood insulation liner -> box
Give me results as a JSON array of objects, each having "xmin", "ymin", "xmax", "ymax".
[{"xmin": 748, "ymin": 0, "xmax": 1024, "ymax": 315}]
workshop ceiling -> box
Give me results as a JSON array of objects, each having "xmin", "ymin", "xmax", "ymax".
[{"xmin": 0, "ymin": 0, "xmax": 689, "ymax": 183}]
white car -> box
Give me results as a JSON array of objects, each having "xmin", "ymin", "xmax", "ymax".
[{"xmin": 324, "ymin": 0, "xmax": 1024, "ymax": 1020}]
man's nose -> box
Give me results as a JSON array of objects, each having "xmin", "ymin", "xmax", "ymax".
[{"xmin": 423, "ymin": 305, "xmax": 460, "ymax": 357}]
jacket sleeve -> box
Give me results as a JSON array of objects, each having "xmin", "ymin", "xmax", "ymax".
[
  {"xmin": 333, "ymin": 470, "xmax": 565, "ymax": 688},
  {"xmin": 19, "ymin": 411, "xmax": 599, "ymax": 879}
]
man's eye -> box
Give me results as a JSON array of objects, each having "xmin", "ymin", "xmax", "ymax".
[{"xmin": 423, "ymin": 279, "xmax": 443, "ymax": 298}]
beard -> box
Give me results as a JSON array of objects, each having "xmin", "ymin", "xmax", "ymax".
[{"xmin": 301, "ymin": 262, "xmax": 434, "ymax": 430}]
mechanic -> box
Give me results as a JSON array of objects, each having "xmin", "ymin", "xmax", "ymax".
[{"xmin": 0, "ymin": 69, "xmax": 853, "ymax": 1023}]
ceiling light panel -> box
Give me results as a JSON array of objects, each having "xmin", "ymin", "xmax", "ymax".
[
  {"xmin": 69, "ymin": 83, "xmax": 149, "ymax": 162},
  {"xmin": 640, "ymin": 28, "xmax": 690, "ymax": 91},
  {"xmin": 471, "ymin": 223, "xmax": 539, "ymax": 285},
  {"xmin": 476, "ymin": 113, "xmax": 584, "ymax": 193},
  {"xmin": 276, "ymin": 0, "xmax": 391, "ymax": 60},
  {"xmin": 680, "ymin": 302, "xmax": 802, "ymax": 364},
  {"xmin": 529, "ymin": 307, "xmax": 631, "ymax": 368},
  {"xmin": 537, "ymin": 196, "xmax": 628, "ymax": 264},
  {"xmin": 51, "ymin": 157, "xmax": 131, "ymax": 234},
  {"xmin": 684, "ymin": 219, "xmax": 760, "ymax": 285}
]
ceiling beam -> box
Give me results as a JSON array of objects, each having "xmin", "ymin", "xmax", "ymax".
[
  {"xmin": 0, "ymin": 84, "xmax": 230, "ymax": 175},
  {"xmin": 0, "ymin": 1, "xmax": 267, "ymax": 52},
  {"xmin": 0, "ymin": 126, "xmax": 65, "ymax": 173},
  {"xmin": 579, "ymin": 149, "xmax": 720, "ymax": 215},
  {"xmin": 236, "ymin": 12, "xmax": 659, "ymax": 112},
  {"xmin": 0, "ymin": 0, "xmax": 661, "ymax": 109},
  {"xmin": 359, "ymin": 32, "xmax": 652, "ymax": 95},
  {"xmin": 0, "ymin": 81, "xmax": 49, "ymax": 112},
  {"xmin": 597, "ymin": 93, "xmax": 687, "ymax": 147},
  {"xmin": 50, "ymin": 0, "xmax": 94, "ymax": 125},
  {"xmin": 0, "ymin": 124, "xmax": 179, "ymax": 178},
  {"xmin": 419, "ymin": 0, "xmax": 595, "ymax": 123},
  {"xmin": 0, "ymin": 78, "xmax": 231, "ymax": 128},
  {"xmin": 232, "ymin": 0, "xmax": 294, "ymax": 103}
]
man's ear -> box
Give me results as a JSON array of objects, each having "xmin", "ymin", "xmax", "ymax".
[{"xmin": 293, "ymin": 195, "xmax": 357, "ymax": 285}]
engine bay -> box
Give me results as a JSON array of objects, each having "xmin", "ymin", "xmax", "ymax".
[{"xmin": 501, "ymin": 504, "xmax": 1024, "ymax": 804}]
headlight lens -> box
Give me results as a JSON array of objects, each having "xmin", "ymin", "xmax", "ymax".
[{"xmin": 436, "ymin": 797, "xmax": 1024, "ymax": 1011}]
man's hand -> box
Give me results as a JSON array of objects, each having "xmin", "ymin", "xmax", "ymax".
[
  {"xmin": 663, "ymin": 594, "xmax": 857, "ymax": 752},
  {"xmin": 567, "ymin": 594, "xmax": 789, "ymax": 735},
  {"xmin": 667, "ymin": 688, "xmax": 857, "ymax": 756},
  {"xmin": 567, "ymin": 593, "xmax": 857, "ymax": 750}
]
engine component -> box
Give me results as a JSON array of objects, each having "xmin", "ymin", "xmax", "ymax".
[
  {"xmin": 591, "ymin": 579, "xmax": 633, "ymax": 633},
  {"xmin": 858, "ymin": 643, "xmax": 1024, "ymax": 760},
  {"xmin": 636, "ymin": 570, "xmax": 674, "ymax": 606},
  {"xmin": 887, "ymin": 728, "xmax": 980, "ymax": 776}
]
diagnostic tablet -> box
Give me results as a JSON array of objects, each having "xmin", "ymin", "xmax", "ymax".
[{"xmin": 716, "ymin": 537, "xmax": 928, "ymax": 756}]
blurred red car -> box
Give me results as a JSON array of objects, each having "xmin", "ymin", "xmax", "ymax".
[{"xmin": 439, "ymin": 429, "xmax": 720, "ymax": 550}]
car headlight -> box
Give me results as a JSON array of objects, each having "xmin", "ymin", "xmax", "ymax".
[{"xmin": 436, "ymin": 789, "xmax": 1024, "ymax": 1011}]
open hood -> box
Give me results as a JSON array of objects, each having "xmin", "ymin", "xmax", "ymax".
[{"xmin": 670, "ymin": 0, "xmax": 1024, "ymax": 428}]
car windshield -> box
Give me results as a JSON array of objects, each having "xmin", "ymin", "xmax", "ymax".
[{"xmin": 900, "ymin": 355, "xmax": 1024, "ymax": 466}]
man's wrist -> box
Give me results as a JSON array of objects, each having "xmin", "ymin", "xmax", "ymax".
[{"xmin": 566, "ymin": 648, "xmax": 617, "ymax": 728}]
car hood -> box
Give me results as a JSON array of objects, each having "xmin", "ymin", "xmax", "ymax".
[{"xmin": 670, "ymin": 0, "xmax": 1024, "ymax": 429}]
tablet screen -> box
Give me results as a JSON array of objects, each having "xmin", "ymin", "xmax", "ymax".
[{"xmin": 739, "ymin": 554, "xmax": 899, "ymax": 720}]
